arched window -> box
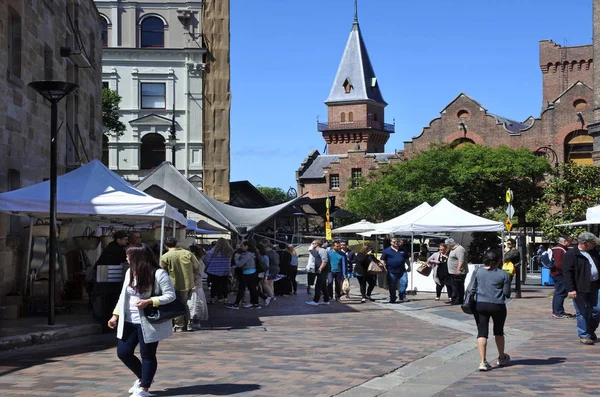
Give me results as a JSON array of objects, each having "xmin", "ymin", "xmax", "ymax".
[
  {"xmin": 348, "ymin": 112, "xmax": 354, "ymax": 122},
  {"xmin": 102, "ymin": 134, "xmax": 109, "ymax": 166},
  {"xmin": 141, "ymin": 17, "xmax": 164, "ymax": 48},
  {"xmin": 451, "ymin": 138, "xmax": 475, "ymax": 149},
  {"xmin": 341, "ymin": 112, "xmax": 346, "ymax": 122},
  {"xmin": 565, "ymin": 129, "xmax": 593, "ymax": 165},
  {"xmin": 140, "ymin": 133, "xmax": 166, "ymax": 169},
  {"xmin": 101, "ymin": 17, "xmax": 109, "ymax": 47}
]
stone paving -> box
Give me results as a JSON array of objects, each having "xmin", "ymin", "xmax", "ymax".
[{"xmin": 0, "ymin": 274, "xmax": 596, "ymax": 397}]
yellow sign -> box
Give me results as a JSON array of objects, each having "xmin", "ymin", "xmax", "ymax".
[
  {"xmin": 326, "ymin": 210, "xmax": 330, "ymax": 221},
  {"xmin": 325, "ymin": 221, "xmax": 332, "ymax": 241},
  {"xmin": 505, "ymin": 217, "xmax": 512, "ymax": 232},
  {"xmin": 325, "ymin": 197, "xmax": 331, "ymax": 209},
  {"xmin": 505, "ymin": 189, "xmax": 513, "ymax": 204}
]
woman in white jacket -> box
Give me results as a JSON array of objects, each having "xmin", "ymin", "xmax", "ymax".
[{"xmin": 108, "ymin": 244, "xmax": 176, "ymax": 397}]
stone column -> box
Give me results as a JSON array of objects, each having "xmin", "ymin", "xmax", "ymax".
[{"xmin": 589, "ymin": 0, "xmax": 600, "ymax": 164}]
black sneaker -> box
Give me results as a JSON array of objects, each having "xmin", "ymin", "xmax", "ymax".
[{"xmin": 225, "ymin": 303, "xmax": 239, "ymax": 310}]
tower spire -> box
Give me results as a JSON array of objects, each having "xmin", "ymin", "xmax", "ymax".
[{"xmin": 354, "ymin": 0, "xmax": 358, "ymax": 25}]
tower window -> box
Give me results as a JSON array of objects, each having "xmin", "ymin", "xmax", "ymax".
[
  {"xmin": 348, "ymin": 112, "xmax": 354, "ymax": 122},
  {"xmin": 343, "ymin": 78, "xmax": 352, "ymax": 94},
  {"xmin": 341, "ymin": 112, "xmax": 346, "ymax": 122},
  {"xmin": 8, "ymin": 8, "xmax": 22, "ymax": 79},
  {"xmin": 457, "ymin": 110, "xmax": 470, "ymax": 119},
  {"xmin": 329, "ymin": 174, "xmax": 340, "ymax": 189},
  {"xmin": 140, "ymin": 16, "xmax": 165, "ymax": 48}
]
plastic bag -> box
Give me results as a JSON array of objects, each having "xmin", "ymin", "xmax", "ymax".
[
  {"xmin": 502, "ymin": 261, "xmax": 516, "ymax": 276},
  {"xmin": 188, "ymin": 286, "xmax": 209, "ymax": 321},
  {"xmin": 342, "ymin": 278, "xmax": 351, "ymax": 295}
]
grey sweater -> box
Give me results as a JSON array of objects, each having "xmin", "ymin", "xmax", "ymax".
[{"xmin": 471, "ymin": 267, "xmax": 511, "ymax": 304}]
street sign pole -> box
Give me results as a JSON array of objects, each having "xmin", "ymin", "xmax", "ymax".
[
  {"xmin": 505, "ymin": 188, "xmax": 520, "ymax": 298},
  {"xmin": 325, "ymin": 197, "xmax": 332, "ymax": 241}
]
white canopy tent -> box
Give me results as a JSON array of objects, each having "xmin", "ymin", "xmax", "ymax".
[
  {"xmin": 360, "ymin": 202, "xmax": 433, "ymax": 236},
  {"xmin": 332, "ymin": 219, "xmax": 376, "ymax": 234},
  {"xmin": 556, "ymin": 204, "xmax": 600, "ymax": 227}
]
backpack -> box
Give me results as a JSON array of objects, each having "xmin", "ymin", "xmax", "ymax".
[
  {"xmin": 539, "ymin": 249, "xmax": 554, "ymax": 269},
  {"xmin": 255, "ymin": 255, "xmax": 269, "ymax": 273}
]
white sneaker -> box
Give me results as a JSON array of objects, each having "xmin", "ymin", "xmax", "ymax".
[
  {"xmin": 243, "ymin": 304, "xmax": 253, "ymax": 308},
  {"xmin": 128, "ymin": 380, "xmax": 141, "ymax": 394},
  {"xmin": 318, "ymin": 301, "xmax": 331, "ymax": 305},
  {"xmin": 271, "ymin": 296, "xmax": 277, "ymax": 302},
  {"xmin": 132, "ymin": 391, "xmax": 150, "ymax": 397},
  {"xmin": 305, "ymin": 301, "xmax": 319, "ymax": 306},
  {"xmin": 264, "ymin": 297, "xmax": 272, "ymax": 306}
]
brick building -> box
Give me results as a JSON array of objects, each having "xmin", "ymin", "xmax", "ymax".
[
  {"xmin": 404, "ymin": 39, "xmax": 594, "ymax": 166},
  {"xmin": 296, "ymin": 10, "xmax": 401, "ymax": 201},
  {"xmin": 0, "ymin": 0, "xmax": 103, "ymax": 298}
]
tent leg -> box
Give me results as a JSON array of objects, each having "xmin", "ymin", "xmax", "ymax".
[
  {"xmin": 23, "ymin": 217, "xmax": 34, "ymax": 297},
  {"xmin": 410, "ymin": 232, "xmax": 414, "ymax": 293},
  {"xmin": 159, "ymin": 217, "xmax": 166, "ymax": 257},
  {"xmin": 172, "ymin": 221, "xmax": 176, "ymax": 237}
]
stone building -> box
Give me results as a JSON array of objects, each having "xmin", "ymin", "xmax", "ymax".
[
  {"xmin": 0, "ymin": 0, "xmax": 103, "ymax": 297},
  {"xmin": 96, "ymin": 0, "xmax": 231, "ymax": 201},
  {"xmin": 404, "ymin": 39, "xmax": 594, "ymax": 166},
  {"xmin": 296, "ymin": 10, "xmax": 401, "ymax": 201}
]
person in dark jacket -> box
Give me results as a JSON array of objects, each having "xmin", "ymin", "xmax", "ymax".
[
  {"xmin": 96, "ymin": 230, "xmax": 128, "ymax": 267},
  {"xmin": 563, "ymin": 232, "xmax": 600, "ymax": 345},
  {"xmin": 354, "ymin": 245, "xmax": 378, "ymax": 303},
  {"xmin": 550, "ymin": 236, "xmax": 573, "ymax": 318}
]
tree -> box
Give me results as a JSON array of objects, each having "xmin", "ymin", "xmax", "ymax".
[
  {"xmin": 102, "ymin": 87, "xmax": 126, "ymax": 136},
  {"xmin": 344, "ymin": 144, "xmax": 551, "ymax": 223},
  {"xmin": 528, "ymin": 162, "xmax": 600, "ymax": 241},
  {"xmin": 257, "ymin": 186, "xmax": 288, "ymax": 205}
]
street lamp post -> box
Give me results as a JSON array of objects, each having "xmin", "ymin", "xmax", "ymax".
[
  {"xmin": 168, "ymin": 104, "xmax": 177, "ymax": 167},
  {"xmin": 29, "ymin": 81, "xmax": 79, "ymax": 326}
]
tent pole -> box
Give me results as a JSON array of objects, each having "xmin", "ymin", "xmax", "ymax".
[
  {"xmin": 172, "ymin": 220, "xmax": 176, "ymax": 237},
  {"xmin": 410, "ymin": 232, "xmax": 414, "ymax": 293},
  {"xmin": 23, "ymin": 217, "xmax": 34, "ymax": 297},
  {"xmin": 159, "ymin": 217, "xmax": 166, "ymax": 257}
]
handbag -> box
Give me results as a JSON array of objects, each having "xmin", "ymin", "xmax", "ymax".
[
  {"xmin": 502, "ymin": 261, "xmax": 516, "ymax": 276},
  {"xmin": 144, "ymin": 269, "xmax": 187, "ymax": 323},
  {"xmin": 416, "ymin": 262, "xmax": 431, "ymax": 277},
  {"xmin": 461, "ymin": 267, "xmax": 480, "ymax": 315},
  {"xmin": 367, "ymin": 260, "xmax": 384, "ymax": 274}
]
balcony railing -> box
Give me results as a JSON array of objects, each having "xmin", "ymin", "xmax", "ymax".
[{"xmin": 317, "ymin": 120, "xmax": 395, "ymax": 133}]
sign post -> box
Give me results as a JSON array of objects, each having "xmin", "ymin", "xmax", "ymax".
[
  {"xmin": 505, "ymin": 188, "xmax": 521, "ymax": 298},
  {"xmin": 325, "ymin": 197, "xmax": 332, "ymax": 241}
]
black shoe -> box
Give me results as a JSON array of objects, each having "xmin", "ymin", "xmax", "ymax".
[
  {"xmin": 591, "ymin": 333, "xmax": 598, "ymax": 341},
  {"xmin": 450, "ymin": 302, "xmax": 462, "ymax": 306},
  {"xmin": 386, "ymin": 300, "xmax": 397, "ymax": 304}
]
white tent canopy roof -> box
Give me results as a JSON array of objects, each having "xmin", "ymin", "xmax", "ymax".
[
  {"xmin": 362, "ymin": 202, "xmax": 433, "ymax": 236},
  {"xmin": 332, "ymin": 219, "xmax": 376, "ymax": 233},
  {"xmin": 407, "ymin": 198, "xmax": 504, "ymax": 233},
  {"xmin": 556, "ymin": 204, "xmax": 600, "ymax": 227},
  {"xmin": 0, "ymin": 159, "xmax": 186, "ymax": 225}
]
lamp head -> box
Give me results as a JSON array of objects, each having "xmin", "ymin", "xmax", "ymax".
[{"xmin": 29, "ymin": 81, "xmax": 79, "ymax": 102}]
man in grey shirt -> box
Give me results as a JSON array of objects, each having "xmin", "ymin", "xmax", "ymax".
[
  {"xmin": 446, "ymin": 238, "xmax": 468, "ymax": 305},
  {"xmin": 306, "ymin": 240, "xmax": 330, "ymax": 306}
]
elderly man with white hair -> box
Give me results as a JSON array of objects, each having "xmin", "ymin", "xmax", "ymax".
[{"xmin": 445, "ymin": 238, "xmax": 468, "ymax": 305}]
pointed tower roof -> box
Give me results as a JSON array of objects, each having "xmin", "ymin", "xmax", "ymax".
[{"xmin": 325, "ymin": 3, "xmax": 387, "ymax": 106}]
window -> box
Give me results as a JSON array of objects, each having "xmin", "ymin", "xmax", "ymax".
[
  {"xmin": 329, "ymin": 174, "xmax": 340, "ymax": 189},
  {"xmin": 140, "ymin": 133, "xmax": 166, "ymax": 169},
  {"xmin": 141, "ymin": 17, "xmax": 165, "ymax": 48},
  {"xmin": 8, "ymin": 9, "xmax": 22, "ymax": 79},
  {"xmin": 102, "ymin": 81, "xmax": 109, "ymax": 89},
  {"xmin": 457, "ymin": 110, "xmax": 470, "ymax": 119},
  {"xmin": 341, "ymin": 112, "xmax": 346, "ymax": 122},
  {"xmin": 141, "ymin": 83, "xmax": 166, "ymax": 109},
  {"xmin": 102, "ymin": 135, "xmax": 109, "ymax": 166},
  {"xmin": 451, "ymin": 138, "xmax": 475, "ymax": 149},
  {"xmin": 343, "ymin": 78, "xmax": 352, "ymax": 94},
  {"xmin": 574, "ymin": 99, "xmax": 588, "ymax": 111},
  {"xmin": 565, "ymin": 129, "xmax": 593, "ymax": 165},
  {"xmin": 101, "ymin": 17, "xmax": 109, "ymax": 47},
  {"xmin": 8, "ymin": 169, "xmax": 21, "ymax": 234},
  {"xmin": 348, "ymin": 112, "xmax": 354, "ymax": 122},
  {"xmin": 44, "ymin": 45, "xmax": 53, "ymax": 80},
  {"xmin": 351, "ymin": 168, "xmax": 362, "ymax": 188}
]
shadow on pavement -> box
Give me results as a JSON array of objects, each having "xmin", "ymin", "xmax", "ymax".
[
  {"xmin": 508, "ymin": 357, "xmax": 567, "ymax": 366},
  {"xmin": 153, "ymin": 383, "xmax": 261, "ymax": 396}
]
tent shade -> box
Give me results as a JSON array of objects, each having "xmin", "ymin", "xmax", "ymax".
[
  {"xmin": 364, "ymin": 202, "xmax": 433, "ymax": 236},
  {"xmin": 136, "ymin": 162, "xmax": 305, "ymax": 233},
  {"xmin": 408, "ymin": 198, "xmax": 504, "ymax": 233},
  {"xmin": 332, "ymin": 219, "xmax": 376, "ymax": 233},
  {"xmin": 330, "ymin": 208, "xmax": 356, "ymax": 218},
  {"xmin": 0, "ymin": 160, "xmax": 186, "ymax": 225}
]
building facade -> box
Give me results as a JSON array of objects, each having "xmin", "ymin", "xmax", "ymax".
[
  {"xmin": 96, "ymin": 0, "xmax": 208, "ymax": 189},
  {"xmin": 296, "ymin": 11, "xmax": 402, "ymax": 201},
  {"xmin": 403, "ymin": 40, "xmax": 594, "ymax": 167},
  {"xmin": 0, "ymin": 0, "xmax": 103, "ymax": 298}
]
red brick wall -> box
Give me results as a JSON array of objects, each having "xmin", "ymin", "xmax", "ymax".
[{"xmin": 539, "ymin": 40, "xmax": 593, "ymax": 108}]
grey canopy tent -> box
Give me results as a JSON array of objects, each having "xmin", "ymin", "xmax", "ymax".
[{"xmin": 135, "ymin": 162, "xmax": 305, "ymax": 234}]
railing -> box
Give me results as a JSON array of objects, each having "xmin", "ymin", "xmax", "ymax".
[{"xmin": 317, "ymin": 120, "xmax": 395, "ymax": 133}]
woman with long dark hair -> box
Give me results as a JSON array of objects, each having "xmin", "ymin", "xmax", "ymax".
[
  {"xmin": 354, "ymin": 245, "xmax": 379, "ymax": 303},
  {"xmin": 470, "ymin": 249, "xmax": 511, "ymax": 371},
  {"xmin": 205, "ymin": 238, "xmax": 234, "ymax": 303},
  {"xmin": 108, "ymin": 244, "xmax": 176, "ymax": 397}
]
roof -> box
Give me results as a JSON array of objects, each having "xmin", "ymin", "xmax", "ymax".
[
  {"xmin": 229, "ymin": 181, "xmax": 272, "ymax": 208},
  {"xmin": 136, "ymin": 162, "xmax": 305, "ymax": 232},
  {"xmin": 0, "ymin": 159, "xmax": 186, "ymax": 225},
  {"xmin": 325, "ymin": 18, "xmax": 386, "ymax": 106},
  {"xmin": 488, "ymin": 113, "xmax": 534, "ymax": 134},
  {"xmin": 298, "ymin": 155, "xmax": 340, "ymax": 179}
]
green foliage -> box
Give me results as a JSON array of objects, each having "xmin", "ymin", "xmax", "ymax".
[
  {"xmin": 102, "ymin": 87, "xmax": 126, "ymax": 136},
  {"xmin": 344, "ymin": 144, "xmax": 551, "ymax": 223},
  {"xmin": 257, "ymin": 186, "xmax": 288, "ymax": 205},
  {"xmin": 528, "ymin": 162, "xmax": 600, "ymax": 241}
]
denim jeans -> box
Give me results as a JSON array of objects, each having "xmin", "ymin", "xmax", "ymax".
[
  {"xmin": 117, "ymin": 322, "xmax": 159, "ymax": 388},
  {"xmin": 551, "ymin": 274, "xmax": 568, "ymax": 315},
  {"xmin": 386, "ymin": 272, "xmax": 405, "ymax": 302},
  {"xmin": 328, "ymin": 272, "xmax": 343, "ymax": 299},
  {"xmin": 573, "ymin": 287, "xmax": 600, "ymax": 339},
  {"xmin": 398, "ymin": 272, "xmax": 408, "ymax": 300}
]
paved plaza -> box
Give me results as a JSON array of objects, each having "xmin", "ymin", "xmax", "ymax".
[{"xmin": 0, "ymin": 274, "xmax": 597, "ymax": 397}]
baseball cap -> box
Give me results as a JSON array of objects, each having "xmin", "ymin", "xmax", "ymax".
[
  {"xmin": 265, "ymin": 243, "xmax": 274, "ymax": 249},
  {"xmin": 578, "ymin": 232, "xmax": 600, "ymax": 243},
  {"xmin": 444, "ymin": 238, "xmax": 456, "ymax": 245}
]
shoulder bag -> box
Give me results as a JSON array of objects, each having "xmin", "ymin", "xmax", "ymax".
[
  {"xmin": 144, "ymin": 269, "xmax": 187, "ymax": 323},
  {"xmin": 461, "ymin": 266, "xmax": 480, "ymax": 315},
  {"xmin": 416, "ymin": 261, "xmax": 431, "ymax": 277},
  {"xmin": 367, "ymin": 260, "xmax": 385, "ymax": 274}
]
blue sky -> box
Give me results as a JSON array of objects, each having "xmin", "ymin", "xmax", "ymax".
[{"xmin": 229, "ymin": 0, "xmax": 592, "ymax": 191}]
